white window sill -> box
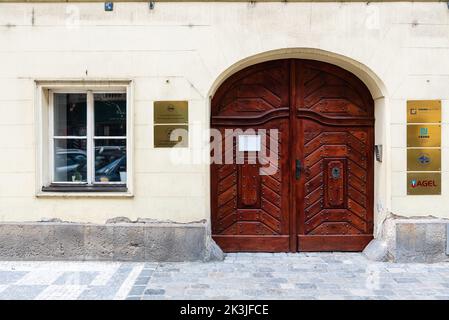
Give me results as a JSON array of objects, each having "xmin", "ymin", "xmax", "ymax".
[
  {"xmin": 36, "ymin": 192, "xmax": 134, "ymax": 198},
  {"xmin": 37, "ymin": 185, "xmax": 133, "ymax": 198}
]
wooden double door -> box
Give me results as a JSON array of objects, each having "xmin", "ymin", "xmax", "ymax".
[{"xmin": 211, "ymin": 59, "xmax": 374, "ymax": 252}]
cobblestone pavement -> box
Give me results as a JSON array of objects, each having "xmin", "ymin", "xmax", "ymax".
[{"xmin": 1, "ymin": 253, "xmax": 449, "ymax": 300}]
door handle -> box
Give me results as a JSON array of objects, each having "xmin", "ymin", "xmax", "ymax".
[{"xmin": 295, "ymin": 159, "xmax": 301, "ymax": 180}]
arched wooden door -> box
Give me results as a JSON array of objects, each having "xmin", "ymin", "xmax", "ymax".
[{"xmin": 211, "ymin": 59, "xmax": 374, "ymax": 252}]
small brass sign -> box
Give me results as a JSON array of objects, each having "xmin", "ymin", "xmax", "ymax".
[
  {"xmin": 407, "ymin": 148, "xmax": 441, "ymax": 171},
  {"xmin": 407, "ymin": 124, "xmax": 441, "ymax": 148},
  {"xmin": 407, "ymin": 172, "xmax": 441, "ymax": 195},
  {"xmin": 154, "ymin": 101, "xmax": 188, "ymax": 124},
  {"xmin": 154, "ymin": 125, "xmax": 188, "ymax": 148},
  {"xmin": 407, "ymin": 100, "xmax": 441, "ymax": 123}
]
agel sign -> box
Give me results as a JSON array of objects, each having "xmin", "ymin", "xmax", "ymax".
[{"xmin": 407, "ymin": 172, "xmax": 441, "ymax": 195}]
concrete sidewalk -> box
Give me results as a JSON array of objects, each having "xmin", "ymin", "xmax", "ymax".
[{"xmin": 0, "ymin": 253, "xmax": 449, "ymax": 300}]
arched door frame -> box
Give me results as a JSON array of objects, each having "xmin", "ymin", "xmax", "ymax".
[{"xmin": 206, "ymin": 48, "xmax": 389, "ymax": 245}]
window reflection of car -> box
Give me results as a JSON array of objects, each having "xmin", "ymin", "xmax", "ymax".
[
  {"xmin": 95, "ymin": 155, "xmax": 126, "ymax": 182},
  {"xmin": 55, "ymin": 147, "xmax": 126, "ymax": 183},
  {"xmin": 54, "ymin": 149, "xmax": 87, "ymax": 181}
]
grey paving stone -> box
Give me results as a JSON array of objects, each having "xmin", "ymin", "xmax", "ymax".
[
  {"xmin": 141, "ymin": 295, "xmax": 168, "ymax": 300},
  {"xmin": 152, "ymin": 272, "xmax": 171, "ymax": 278},
  {"xmin": 393, "ymin": 278, "xmax": 420, "ymax": 284},
  {"xmin": 317, "ymin": 283, "xmax": 341, "ymax": 289},
  {"xmin": 329, "ymin": 289, "xmax": 351, "ymax": 295},
  {"xmin": 144, "ymin": 288, "xmax": 166, "ymax": 295},
  {"xmin": 0, "ymin": 285, "xmax": 46, "ymax": 300},
  {"xmin": 373, "ymin": 289, "xmax": 396, "ymax": 296},
  {"xmin": 242, "ymin": 289, "xmax": 266, "ymax": 296},
  {"xmin": 54, "ymin": 272, "xmax": 99, "ymax": 285},
  {"xmin": 0, "ymin": 253, "xmax": 449, "ymax": 300},
  {"xmin": 190, "ymin": 283, "xmax": 210, "ymax": 289},
  {"xmin": 78, "ymin": 286, "xmax": 117, "ymax": 300},
  {"xmin": 258, "ymin": 282, "xmax": 281, "ymax": 289},
  {"xmin": 293, "ymin": 296, "xmax": 317, "ymax": 300},
  {"xmin": 253, "ymin": 272, "xmax": 273, "ymax": 278},
  {"xmin": 139, "ymin": 270, "xmax": 154, "ymax": 277},
  {"xmin": 105, "ymin": 265, "xmax": 134, "ymax": 287},
  {"xmin": 269, "ymin": 277, "xmax": 288, "ymax": 283},
  {"xmin": 295, "ymin": 283, "xmax": 317, "ymax": 289},
  {"xmin": 185, "ymin": 289, "xmax": 206, "ymax": 296},
  {"xmin": 143, "ymin": 263, "xmax": 158, "ymax": 270},
  {"xmin": 0, "ymin": 271, "xmax": 28, "ymax": 285},
  {"xmin": 128, "ymin": 285, "xmax": 146, "ymax": 296},
  {"xmin": 134, "ymin": 277, "xmax": 150, "ymax": 285},
  {"xmin": 257, "ymin": 267, "xmax": 275, "ymax": 272}
]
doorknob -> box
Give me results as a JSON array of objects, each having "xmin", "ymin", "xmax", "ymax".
[{"xmin": 295, "ymin": 159, "xmax": 301, "ymax": 180}]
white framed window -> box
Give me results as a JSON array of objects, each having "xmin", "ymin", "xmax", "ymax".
[{"xmin": 36, "ymin": 81, "xmax": 133, "ymax": 195}]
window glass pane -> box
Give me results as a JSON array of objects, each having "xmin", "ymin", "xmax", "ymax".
[
  {"xmin": 94, "ymin": 139, "xmax": 126, "ymax": 183},
  {"xmin": 54, "ymin": 139, "xmax": 87, "ymax": 182},
  {"xmin": 54, "ymin": 93, "xmax": 87, "ymax": 136},
  {"xmin": 94, "ymin": 93, "xmax": 126, "ymax": 136}
]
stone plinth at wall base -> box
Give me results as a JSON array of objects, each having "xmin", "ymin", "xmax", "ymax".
[
  {"xmin": 395, "ymin": 220, "xmax": 449, "ymax": 263},
  {"xmin": 0, "ymin": 222, "xmax": 224, "ymax": 262},
  {"xmin": 365, "ymin": 216, "xmax": 449, "ymax": 263}
]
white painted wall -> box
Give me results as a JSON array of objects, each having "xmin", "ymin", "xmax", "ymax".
[{"xmin": 0, "ymin": 2, "xmax": 448, "ymax": 225}]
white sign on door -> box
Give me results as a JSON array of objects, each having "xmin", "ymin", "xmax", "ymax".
[{"xmin": 238, "ymin": 135, "xmax": 261, "ymax": 152}]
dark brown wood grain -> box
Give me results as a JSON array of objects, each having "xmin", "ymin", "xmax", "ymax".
[{"xmin": 211, "ymin": 59, "xmax": 374, "ymax": 252}]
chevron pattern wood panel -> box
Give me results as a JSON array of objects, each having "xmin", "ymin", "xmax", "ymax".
[
  {"xmin": 297, "ymin": 60, "xmax": 374, "ymax": 251},
  {"xmin": 212, "ymin": 60, "xmax": 290, "ymax": 118},
  {"xmin": 302, "ymin": 125, "xmax": 371, "ymax": 236},
  {"xmin": 211, "ymin": 122, "xmax": 290, "ymax": 251}
]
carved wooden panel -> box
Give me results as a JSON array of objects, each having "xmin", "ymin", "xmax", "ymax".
[
  {"xmin": 302, "ymin": 60, "xmax": 373, "ymax": 118},
  {"xmin": 238, "ymin": 164, "xmax": 260, "ymax": 208},
  {"xmin": 211, "ymin": 120, "xmax": 291, "ymax": 252},
  {"xmin": 302, "ymin": 123, "xmax": 371, "ymax": 232},
  {"xmin": 325, "ymin": 159, "xmax": 346, "ymax": 208},
  {"xmin": 212, "ymin": 60, "xmax": 290, "ymax": 118}
]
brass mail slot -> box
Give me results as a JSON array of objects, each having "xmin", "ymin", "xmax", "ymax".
[
  {"xmin": 407, "ymin": 124, "xmax": 441, "ymax": 148},
  {"xmin": 407, "ymin": 148, "xmax": 441, "ymax": 172},
  {"xmin": 407, "ymin": 172, "xmax": 441, "ymax": 195},
  {"xmin": 154, "ymin": 101, "xmax": 188, "ymax": 124},
  {"xmin": 154, "ymin": 125, "xmax": 188, "ymax": 148},
  {"xmin": 407, "ymin": 100, "xmax": 441, "ymax": 123}
]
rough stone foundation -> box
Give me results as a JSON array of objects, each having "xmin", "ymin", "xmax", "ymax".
[
  {"xmin": 363, "ymin": 214, "xmax": 449, "ymax": 263},
  {"xmin": 0, "ymin": 215, "xmax": 447, "ymax": 263},
  {"xmin": 0, "ymin": 221, "xmax": 224, "ymax": 262}
]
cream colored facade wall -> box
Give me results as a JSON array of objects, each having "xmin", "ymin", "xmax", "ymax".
[{"xmin": 0, "ymin": 2, "xmax": 448, "ymax": 225}]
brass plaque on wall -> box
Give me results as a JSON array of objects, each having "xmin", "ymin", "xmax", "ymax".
[
  {"xmin": 407, "ymin": 172, "xmax": 441, "ymax": 195},
  {"xmin": 154, "ymin": 101, "xmax": 188, "ymax": 124},
  {"xmin": 407, "ymin": 100, "xmax": 441, "ymax": 123},
  {"xmin": 407, "ymin": 148, "xmax": 441, "ymax": 171},
  {"xmin": 407, "ymin": 124, "xmax": 441, "ymax": 148},
  {"xmin": 154, "ymin": 125, "xmax": 188, "ymax": 148}
]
